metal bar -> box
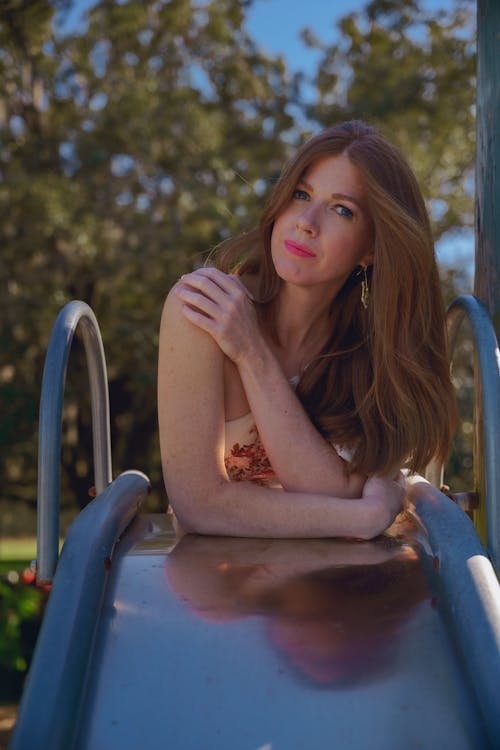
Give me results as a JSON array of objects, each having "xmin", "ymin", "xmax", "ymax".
[
  {"xmin": 78, "ymin": 312, "xmax": 113, "ymax": 494},
  {"xmin": 445, "ymin": 295, "xmax": 500, "ymax": 572},
  {"xmin": 11, "ymin": 471, "xmax": 151, "ymax": 750},
  {"xmin": 406, "ymin": 475, "xmax": 500, "ymax": 748},
  {"xmin": 37, "ymin": 301, "xmax": 112, "ymax": 583}
]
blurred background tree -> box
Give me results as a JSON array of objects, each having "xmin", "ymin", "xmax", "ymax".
[
  {"xmin": 0, "ymin": 0, "xmax": 296, "ymax": 527},
  {"xmin": 0, "ymin": 0, "xmax": 475, "ymax": 536},
  {"xmin": 304, "ymin": 0, "xmax": 475, "ymax": 240}
]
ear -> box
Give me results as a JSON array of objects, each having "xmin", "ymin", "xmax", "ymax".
[{"xmin": 360, "ymin": 248, "xmax": 374, "ymax": 268}]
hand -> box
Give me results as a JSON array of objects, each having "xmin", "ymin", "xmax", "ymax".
[
  {"xmin": 362, "ymin": 473, "xmax": 406, "ymax": 537},
  {"xmin": 174, "ymin": 268, "xmax": 260, "ymax": 363}
]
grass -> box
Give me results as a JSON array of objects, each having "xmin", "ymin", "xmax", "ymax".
[
  {"xmin": 0, "ymin": 538, "xmax": 37, "ymax": 576},
  {"xmin": 0, "ymin": 537, "xmax": 64, "ymax": 564},
  {"xmin": 0, "ymin": 538, "xmax": 37, "ymax": 563}
]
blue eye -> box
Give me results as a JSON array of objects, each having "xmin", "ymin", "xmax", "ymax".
[
  {"xmin": 293, "ymin": 188, "xmax": 309, "ymax": 201},
  {"xmin": 335, "ymin": 205, "xmax": 353, "ymax": 218}
]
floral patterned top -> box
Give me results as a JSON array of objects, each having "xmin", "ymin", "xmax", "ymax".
[
  {"xmin": 224, "ymin": 412, "xmax": 281, "ymax": 487},
  {"xmin": 224, "ymin": 411, "xmax": 353, "ymax": 487}
]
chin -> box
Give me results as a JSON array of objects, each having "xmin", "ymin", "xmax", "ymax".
[{"xmin": 273, "ymin": 257, "xmax": 310, "ymax": 286}]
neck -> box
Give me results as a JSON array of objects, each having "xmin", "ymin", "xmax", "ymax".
[{"xmin": 272, "ymin": 283, "xmax": 339, "ymax": 367}]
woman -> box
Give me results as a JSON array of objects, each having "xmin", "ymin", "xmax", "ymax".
[{"xmin": 157, "ymin": 120, "xmax": 456, "ymax": 539}]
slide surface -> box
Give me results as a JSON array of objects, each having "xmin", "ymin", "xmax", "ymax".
[
  {"xmin": 76, "ymin": 513, "xmax": 490, "ymax": 750},
  {"xmin": 10, "ymin": 476, "xmax": 500, "ymax": 750}
]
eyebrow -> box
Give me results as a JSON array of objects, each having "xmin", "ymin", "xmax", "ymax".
[{"xmin": 298, "ymin": 179, "xmax": 364, "ymax": 210}]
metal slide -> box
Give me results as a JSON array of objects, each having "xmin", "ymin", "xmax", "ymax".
[{"xmin": 9, "ymin": 300, "xmax": 500, "ymax": 750}]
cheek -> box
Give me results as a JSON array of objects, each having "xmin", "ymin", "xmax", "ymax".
[
  {"xmin": 271, "ymin": 213, "xmax": 285, "ymax": 236},
  {"xmin": 270, "ymin": 216, "xmax": 284, "ymax": 254}
]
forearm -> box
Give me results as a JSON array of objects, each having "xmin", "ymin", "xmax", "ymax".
[
  {"xmin": 237, "ymin": 342, "xmax": 364, "ymax": 497},
  {"xmin": 172, "ymin": 476, "xmax": 386, "ymax": 541}
]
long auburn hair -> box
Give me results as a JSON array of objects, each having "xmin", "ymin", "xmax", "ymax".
[{"xmin": 216, "ymin": 121, "xmax": 457, "ymax": 477}]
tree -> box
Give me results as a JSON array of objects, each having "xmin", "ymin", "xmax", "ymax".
[
  {"xmin": 0, "ymin": 0, "xmax": 477, "ymax": 529},
  {"xmin": 0, "ymin": 0, "xmax": 296, "ymax": 523},
  {"xmin": 303, "ymin": 0, "xmax": 475, "ymax": 241}
]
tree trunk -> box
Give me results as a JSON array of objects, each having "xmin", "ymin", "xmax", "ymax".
[{"xmin": 473, "ymin": 0, "xmax": 500, "ymax": 541}]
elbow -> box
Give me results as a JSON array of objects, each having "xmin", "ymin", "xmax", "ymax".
[
  {"xmin": 174, "ymin": 508, "xmax": 219, "ymax": 536},
  {"xmin": 167, "ymin": 477, "xmax": 232, "ymax": 536},
  {"xmin": 168, "ymin": 498, "xmax": 210, "ymax": 536},
  {"xmin": 171, "ymin": 507, "xmax": 201, "ymax": 536}
]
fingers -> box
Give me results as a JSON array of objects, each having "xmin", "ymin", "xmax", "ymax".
[
  {"xmin": 371, "ymin": 471, "xmax": 406, "ymax": 494},
  {"xmin": 172, "ymin": 270, "xmax": 259, "ymax": 363},
  {"xmin": 174, "ymin": 282, "xmax": 220, "ymax": 319},
  {"xmin": 178, "ymin": 271, "xmax": 229, "ymax": 308},
  {"xmin": 179, "ymin": 303, "xmax": 219, "ymax": 336},
  {"xmin": 363, "ymin": 475, "xmax": 405, "ymax": 514},
  {"xmin": 180, "ymin": 268, "xmax": 253, "ymax": 302},
  {"xmin": 175, "ymin": 270, "xmax": 254, "ymax": 323},
  {"xmin": 174, "ymin": 270, "xmax": 253, "ymax": 322}
]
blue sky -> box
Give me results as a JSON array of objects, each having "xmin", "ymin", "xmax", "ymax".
[
  {"xmin": 70, "ymin": 0, "xmax": 460, "ymax": 65},
  {"xmin": 68, "ymin": 0, "xmax": 463, "ymax": 74},
  {"xmin": 67, "ymin": 0, "xmax": 475, "ymax": 275},
  {"xmin": 245, "ymin": 0, "xmax": 458, "ymax": 72}
]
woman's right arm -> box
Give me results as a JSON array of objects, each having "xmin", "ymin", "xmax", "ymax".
[{"xmin": 158, "ymin": 287, "xmax": 403, "ymax": 539}]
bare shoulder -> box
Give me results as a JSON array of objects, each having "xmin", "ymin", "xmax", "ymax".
[
  {"xmin": 160, "ymin": 282, "xmax": 196, "ymax": 341},
  {"xmin": 158, "ymin": 284, "xmax": 226, "ymax": 422},
  {"xmin": 158, "ymin": 284, "xmax": 227, "ymax": 519},
  {"xmin": 159, "ymin": 282, "xmax": 222, "ymax": 368}
]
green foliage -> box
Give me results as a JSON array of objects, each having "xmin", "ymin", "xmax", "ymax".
[
  {"xmin": 0, "ymin": 0, "xmax": 295, "ymax": 519},
  {"xmin": 0, "ymin": 569, "xmax": 47, "ymax": 700},
  {"xmin": 303, "ymin": 0, "xmax": 476, "ymax": 240},
  {"xmin": 0, "ymin": 0, "xmax": 476, "ymax": 528}
]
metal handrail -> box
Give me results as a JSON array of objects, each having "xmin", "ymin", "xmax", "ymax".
[
  {"xmin": 37, "ymin": 301, "xmax": 112, "ymax": 583},
  {"xmin": 427, "ymin": 294, "xmax": 500, "ymax": 571},
  {"xmin": 12, "ymin": 471, "xmax": 151, "ymax": 750}
]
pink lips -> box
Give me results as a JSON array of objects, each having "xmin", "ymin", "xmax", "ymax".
[{"xmin": 284, "ymin": 240, "xmax": 316, "ymax": 258}]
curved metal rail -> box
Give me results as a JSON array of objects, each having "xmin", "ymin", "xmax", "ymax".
[
  {"xmin": 427, "ymin": 295, "xmax": 500, "ymax": 571},
  {"xmin": 406, "ymin": 474, "xmax": 500, "ymax": 747},
  {"xmin": 11, "ymin": 471, "xmax": 151, "ymax": 750},
  {"xmin": 37, "ymin": 301, "xmax": 112, "ymax": 583}
]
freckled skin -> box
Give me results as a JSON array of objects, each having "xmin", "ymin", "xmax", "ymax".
[
  {"xmin": 158, "ymin": 149, "xmax": 405, "ymax": 540},
  {"xmin": 271, "ymin": 154, "xmax": 373, "ymax": 298}
]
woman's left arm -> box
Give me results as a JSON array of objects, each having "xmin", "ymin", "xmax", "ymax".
[{"xmin": 175, "ymin": 267, "xmax": 365, "ymax": 497}]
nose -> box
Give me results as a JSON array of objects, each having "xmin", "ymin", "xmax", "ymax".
[{"xmin": 296, "ymin": 205, "xmax": 319, "ymax": 236}]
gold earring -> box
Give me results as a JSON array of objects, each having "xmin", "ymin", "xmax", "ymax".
[{"xmin": 360, "ymin": 265, "xmax": 369, "ymax": 309}]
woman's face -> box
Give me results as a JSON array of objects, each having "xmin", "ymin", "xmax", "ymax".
[{"xmin": 271, "ymin": 154, "xmax": 373, "ymax": 296}]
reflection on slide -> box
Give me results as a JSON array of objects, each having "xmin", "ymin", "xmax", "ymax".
[{"xmin": 166, "ymin": 513, "xmax": 429, "ymax": 688}]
